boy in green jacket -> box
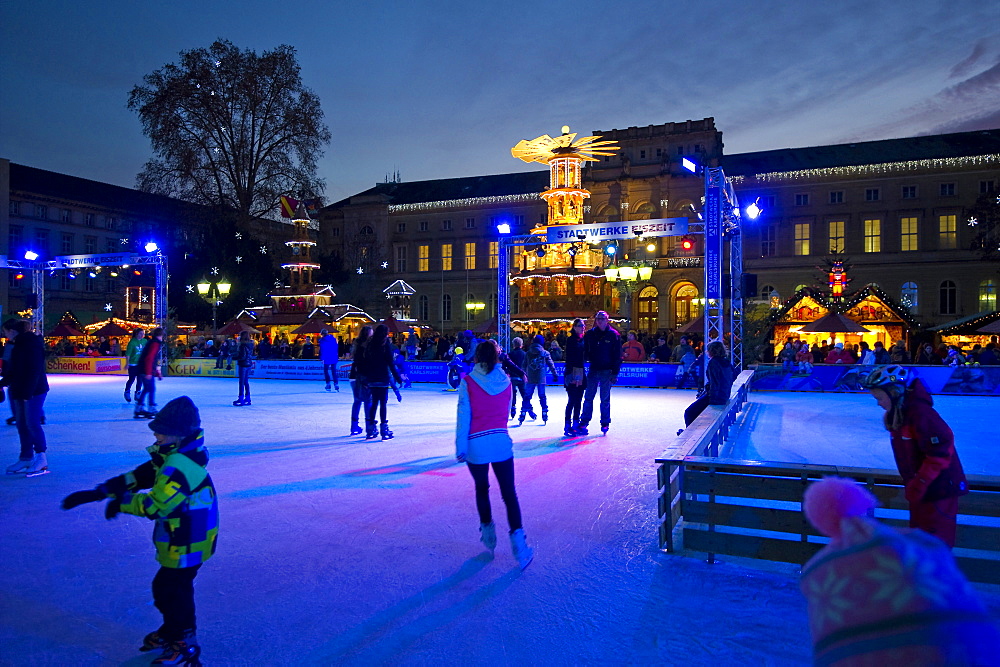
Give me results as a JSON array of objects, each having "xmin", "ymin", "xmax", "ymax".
[{"xmin": 62, "ymin": 396, "xmax": 218, "ymax": 666}]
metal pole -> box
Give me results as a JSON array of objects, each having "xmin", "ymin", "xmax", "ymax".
[
  {"xmin": 31, "ymin": 266, "xmax": 45, "ymax": 335},
  {"xmin": 704, "ymin": 168, "xmax": 724, "ymax": 347}
]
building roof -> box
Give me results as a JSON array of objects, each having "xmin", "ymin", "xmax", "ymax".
[
  {"xmin": 720, "ymin": 129, "xmax": 1000, "ymax": 176},
  {"xmin": 326, "ymin": 170, "xmax": 549, "ymax": 209},
  {"xmin": 10, "ymin": 162, "xmax": 210, "ymax": 220}
]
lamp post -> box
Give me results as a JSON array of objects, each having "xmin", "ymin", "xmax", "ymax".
[
  {"xmin": 604, "ymin": 259, "xmax": 653, "ymax": 332},
  {"xmin": 197, "ymin": 278, "xmax": 232, "ymax": 334}
]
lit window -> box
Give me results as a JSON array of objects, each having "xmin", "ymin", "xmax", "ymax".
[
  {"xmin": 938, "ymin": 215, "xmax": 957, "ymax": 249},
  {"xmin": 489, "ymin": 241, "xmax": 498, "ymax": 269},
  {"xmin": 863, "ymin": 219, "xmax": 881, "ymax": 253},
  {"xmin": 900, "ymin": 217, "xmax": 918, "ymax": 251},
  {"xmin": 980, "ymin": 280, "xmax": 997, "ymax": 311},
  {"xmin": 464, "ymin": 242, "xmax": 476, "ymax": 270},
  {"xmin": 901, "ymin": 282, "xmax": 918, "ymax": 313},
  {"xmin": 828, "ymin": 221, "xmax": 845, "ymax": 253},
  {"xmin": 794, "ymin": 223, "xmax": 810, "ymax": 255},
  {"xmin": 441, "ymin": 244, "xmax": 452, "ymax": 271},
  {"xmin": 418, "ymin": 245, "xmax": 429, "ymax": 272}
]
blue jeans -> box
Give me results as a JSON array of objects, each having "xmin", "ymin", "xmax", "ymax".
[
  {"xmin": 323, "ymin": 363, "xmax": 339, "ymax": 388},
  {"xmin": 237, "ymin": 366, "xmax": 251, "ymax": 399},
  {"xmin": 580, "ymin": 369, "xmax": 614, "ymax": 426},
  {"xmin": 13, "ymin": 394, "xmax": 47, "ymax": 459},
  {"xmin": 520, "ymin": 383, "xmax": 548, "ymax": 417}
]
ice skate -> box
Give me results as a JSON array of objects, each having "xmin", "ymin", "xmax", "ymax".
[
  {"xmin": 364, "ymin": 420, "xmax": 378, "ymax": 440},
  {"xmin": 563, "ymin": 419, "xmax": 576, "ymax": 437},
  {"xmin": 124, "ymin": 389, "xmax": 131, "ymax": 403},
  {"xmin": 575, "ymin": 423, "xmax": 589, "ymax": 435},
  {"xmin": 325, "ymin": 383, "xmax": 331, "ymax": 392},
  {"xmin": 509, "ymin": 406, "xmax": 516, "ymax": 419},
  {"xmin": 233, "ymin": 398, "xmax": 245, "ymax": 406},
  {"xmin": 6, "ymin": 458, "xmax": 31, "ymax": 474},
  {"xmin": 152, "ymin": 632, "xmax": 201, "ymax": 666},
  {"xmin": 541, "ymin": 410, "xmax": 548, "ymax": 424},
  {"xmin": 527, "ymin": 410, "xmax": 537, "ymax": 421},
  {"xmin": 517, "ymin": 412, "xmax": 526, "ymax": 425},
  {"xmin": 25, "ymin": 452, "xmax": 49, "ymax": 477},
  {"xmin": 350, "ymin": 423, "xmax": 363, "ymax": 436},
  {"xmin": 5, "ymin": 416, "xmax": 15, "ymax": 426},
  {"xmin": 334, "ymin": 385, "xmax": 340, "ymax": 392},
  {"xmin": 139, "ymin": 630, "xmax": 168, "ymax": 652},
  {"xmin": 601, "ymin": 423, "xmax": 609, "ymax": 435},
  {"xmin": 510, "ymin": 528, "xmax": 534, "ymax": 570},
  {"xmin": 380, "ymin": 422, "xmax": 394, "ymax": 440},
  {"xmin": 480, "ymin": 522, "xmax": 497, "ymax": 552},
  {"xmin": 243, "ymin": 398, "xmax": 251, "ymax": 406}
]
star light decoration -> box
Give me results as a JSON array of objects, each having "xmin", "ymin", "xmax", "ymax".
[
  {"xmin": 104, "ymin": 303, "xmax": 112, "ymax": 312},
  {"xmin": 210, "ymin": 266, "xmax": 219, "ymax": 275},
  {"xmin": 235, "ymin": 256, "xmax": 243, "ymax": 264},
  {"xmin": 381, "ymin": 261, "xmax": 388, "ymax": 269},
  {"xmin": 356, "ymin": 267, "xmax": 364, "ymax": 274},
  {"xmin": 260, "ymin": 245, "xmax": 268, "ymax": 254},
  {"xmin": 186, "ymin": 285, "xmax": 195, "ymax": 293},
  {"xmin": 968, "ymin": 217, "xmax": 978, "ymax": 227}
]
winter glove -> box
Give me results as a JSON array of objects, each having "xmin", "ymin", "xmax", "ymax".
[
  {"xmin": 61, "ymin": 489, "xmax": 107, "ymax": 510},
  {"xmin": 905, "ymin": 477, "xmax": 930, "ymax": 504},
  {"xmin": 104, "ymin": 498, "xmax": 122, "ymax": 520}
]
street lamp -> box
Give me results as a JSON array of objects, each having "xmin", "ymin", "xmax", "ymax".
[
  {"xmin": 197, "ymin": 278, "xmax": 232, "ymax": 333},
  {"xmin": 604, "ymin": 259, "xmax": 654, "ymax": 331}
]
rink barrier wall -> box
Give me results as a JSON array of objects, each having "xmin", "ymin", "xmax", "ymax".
[
  {"xmin": 656, "ymin": 458, "xmax": 1000, "ymax": 585},
  {"xmin": 751, "ymin": 363, "xmax": 1000, "ymax": 396}
]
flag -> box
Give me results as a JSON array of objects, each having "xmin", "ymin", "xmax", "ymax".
[
  {"xmin": 279, "ymin": 196, "xmax": 298, "ymax": 218},
  {"xmin": 303, "ymin": 199, "xmax": 321, "ymax": 215}
]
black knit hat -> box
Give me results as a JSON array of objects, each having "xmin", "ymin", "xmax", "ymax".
[{"xmin": 148, "ymin": 396, "xmax": 201, "ymax": 437}]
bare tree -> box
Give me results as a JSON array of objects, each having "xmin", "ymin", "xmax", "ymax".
[{"xmin": 128, "ymin": 39, "xmax": 331, "ymax": 221}]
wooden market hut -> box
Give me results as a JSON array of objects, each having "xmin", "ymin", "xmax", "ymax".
[{"xmin": 929, "ymin": 310, "xmax": 1000, "ymax": 348}]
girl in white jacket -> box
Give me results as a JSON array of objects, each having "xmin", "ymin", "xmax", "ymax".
[{"xmin": 456, "ymin": 341, "xmax": 533, "ymax": 569}]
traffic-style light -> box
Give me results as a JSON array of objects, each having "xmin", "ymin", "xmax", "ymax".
[{"xmin": 680, "ymin": 237, "xmax": 694, "ymax": 251}]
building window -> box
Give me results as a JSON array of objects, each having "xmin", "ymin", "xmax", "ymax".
[
  {"xmin": 464, "ymin": 242, "xmax": 476, "ymax": 270},
  {"xmin": 760, "ymin": 195, "xmax": 777, "ymax": 210},
  {"xmin": 85, "ymin": 277, "xmax": 96, "ymax": 293},
  {"xmin": 900, "ymin": 217, "xmax": 918, "ymax": 251},
  {"xmin": 863, "ymin": 219, "xmax": 881, "ymax": 253},
  {"xmin": 418, "ymin": 245, "xmax": 429, "ymax": 272},
  {"xmin": 939, "ymin": 280, "xmax": 957, "ymax": 315},
  {"xmin": 939, "ymin": 183, "xmax": 956, "ymax": 197},
  {"xmin": 330, "ymin": 226, "xmax": 340, "ymax": 237},
  {"xmin": 902, "ymin": 185, "xmax": 917, "ymax": 199},
  {"xmin": 980, "ymin": 280, "xmax": 998, "ymax": 311},
  {"xmin": 85, "ymin": 213, "xmax": 95, "ymax": 227},
  {"xmin": 760, "ymin": 225, "xmax": 776, "ymax": 257},
  {"xmin": 759, "ymin": 284, "xmax": 777, "ymax": 304},
  {"xmin": 419, "ymin": 221, "xmax": 428, "ymax": 232},
  {"xmin": 938, "ymin": 215, "xmax": 957, "ymax": 249},
  {"xmin": 61, "ymin": 208, "xmax": 72, "ymax": 222},
  {"xmin": 61, "ymin": 233, "xmax": 74, "ymax": 253},
  {"xmin": 794, "ymin": 223, "xmax": 810, "ymax": 255},
  {"xmin": 656, "ymin": 148, "xmax": 662, "ymax": 157},
  {"xmin": 489, "ymin": 241, "xmax": 499, "ymax": 269},
  {"xmin": 35, "ymin": 204, "xmax": 48, "ymax": 219},
  {"xmin": 8, "ymin": 201, "xmax": 19, "ymax": 216},
  {"xmin": 396, "ymin": 223, "xmax": 406, "ymax": 233},
  {"xmin": 418, "ymin": 295, "xmax": 428, "ymax": 320},
  {"xmin": 441, "ymin": 219, "xmax": 452, "ymax": 231},
  {"xmin": 539, "ymin": 212, "xmax": 547, "ymax": 225},
  {"xmin": 829, "ymin": 191, "xmax": 844, "ymax": 204},
  {"xmin": 105, "ymin": 216, "xmax": 117, "ymax": 230},
  {"xmin": 395, "ymin": 245, "xmax": 407, "ymax": 272},
  {"xmin": 981, "ymin": 180, "xmax": 997, "ymax": 194},
  {"xmin": 61, "ymin": 274, "xmax": 73, "ymax": 290},
  {"xmin": 828, "ymin": 220, "xmax": 845, "ymax": 253},
  {"xmin": 901, "ymin": 282, "xmax": 918, "ymax": 313},
  {"xmin": 359, "ymin": 225, "xmax": 373, "ymax": 235},
  {"xmin": 465, "ymin": 217, "xmax": 475, "ymax": 229},
  {"xmin": 639, "ymin": 149, "xmax": 647, "ymax": 159},
  {"xmin": 84, "ymin": 236, "xmax": 97, "ymax": 253},
  {"xmin": 106, "ymin": 237, "xmax": 117, "ymax": 253},
  {"xmin": 34, "ymin": 229, "xmax": 49, "ymax": 254},
  {"xmin": 441, "ymin": 243, "xmax": 452, "ymax": 271},
  {"xmin": 441, "ymin": 293, "xmax": 452, "ymax": 321},
  {"xmin": 794, "ymin": 194, "xmax": 809, "ymax": 206},
  {"xmin": 865, "ymin": 188, "xmax": 880, "ymax": 202},
  {"xmin": 9, "ymin": 224, "xmax": 23, "ymax": 250}
]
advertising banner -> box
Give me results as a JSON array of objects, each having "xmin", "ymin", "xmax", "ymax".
[
  {"xmin": 545, "ymin": 218, "xmax": 688, "ymax": 244},
  {"xmin": 47, "ymin": 356, "xmax": 127, "ymax": 375},
  {"xmin": 704, "ymin": 172, "xmax": 722, "ymax": 301},
  {"xmin": 751, "ymin": 364, "xmax": 1000, "ymax": 396},
  {"xmin": 168, "ymin": 358, "xmax": 237, "ymax": 378}
]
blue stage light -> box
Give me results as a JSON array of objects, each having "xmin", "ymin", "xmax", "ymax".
[
  {"xmin": 681, "ymin": 157, "xmax": 698, "ymax": 173},
  {"xmin": 23, "ymin": 250, "xmax": 39, "ymax": 261},
  {"xmin": 144, "ymin": 241, "xmax": 159, "ymax": 253},
  {"xmin": 496, "ymin": 222, "xmax": 511, "ymax": 235}
]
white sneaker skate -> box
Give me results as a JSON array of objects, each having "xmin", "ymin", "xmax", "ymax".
[
  {"xmin": 6, "ymin": 458, "xmax": 31, "ymax": 474},
  {"xmin": 25, "ymin": 452, "xmax": 49, "ymax": 477},
  {"xmin": 510, "ymin": 528, "xmax": 534, "ymax": 570}
]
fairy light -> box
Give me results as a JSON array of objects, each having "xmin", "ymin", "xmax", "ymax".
[
  {"xmin": 388, "ymin": 193, "xmax": 539, "ymax": 213},
  {"xmin": 730, "ymin": 154, "xmax": 1000, "ymax": 184}
]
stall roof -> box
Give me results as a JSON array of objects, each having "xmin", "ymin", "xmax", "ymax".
[{"xmin": 929, "ymin": 310, "xmax": 1000, "ymax": 333}]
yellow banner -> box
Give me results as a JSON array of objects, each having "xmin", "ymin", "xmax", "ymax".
[
  {"xmin": 167, "ymin": 358, "xmax": 236, "ymax": 377},
  {"xmin": 46, "ymin": 356, "xmax": 127, "ymax": 375}
]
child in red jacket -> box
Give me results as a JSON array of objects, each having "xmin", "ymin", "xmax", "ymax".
[{"xmin": 862, "ymin": 366, "xmax": 968, "ymax": 547}]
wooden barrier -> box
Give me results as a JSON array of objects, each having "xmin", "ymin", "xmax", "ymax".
[{"xmin": 656, "ymin": 426, "xmax": 1000, "ymax": 584}]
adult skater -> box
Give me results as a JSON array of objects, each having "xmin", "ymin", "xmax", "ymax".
[
  {"xmin": 2, "ymin": 319, "xmax": 50, "ymax": 476},
  {"xmin": 507, "ymin": 337, "xmax": 529, "ymax": 420},
  {"xmin": 519, "ymin": 334, "xmax": 557, "ymax": 425},
  {"xmin": 562, "ymin": 318, "xmax": 587, "ymax": 436},
  {"xmin": 357, "ymin": 324, "xmax": 403, "ymax": 440},
  {"xmin": 347, "ymin": 326, "xmax": 373, "ymax": 436},
  {"xmin": 680, "ymin": 341, "xmax": 734, "ymax": 431},
  {"xmin": 862, "ymin": 365, "xmax": 968, "ymax": 547},
  {"xmin": 233, "ymin": 331, "xmax": 255, "ymax": 406},
  {"xmin": 124, "ymin": 327, "xmax": 147, "ymax": 403},
  {"xmin": 61, "ymin": 396, "xmax": 218, "ymax": 665},
  {"xmin": 134, "ymin": 327, "xmax": 164, "ymax": 419},
  {"xmin": 578, "ymin": 311, "xmax": 621, "ymax": 435},
  {"xmin": 456, "ymin": 340, "xmax": 533, "ymax": 569},
  {"xmin": 319, "ymin": 328, "xmax": 340, "ymax": 392}
]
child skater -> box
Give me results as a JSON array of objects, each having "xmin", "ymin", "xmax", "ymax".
[
  {"xmin": 61, "ymin": 396, "xmax": 218, "ymax": 666},
  {"xmin": 456, "ymin": 340, "xmax": 533, "ymax": 569}
]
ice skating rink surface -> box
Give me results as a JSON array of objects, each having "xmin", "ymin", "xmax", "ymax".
[{"xmin": 2, "ymin": 375, "xmax": 998, "ymax": 665}]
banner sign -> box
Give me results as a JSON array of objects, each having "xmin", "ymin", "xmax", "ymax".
[
  {"xmin": 751, "ymin": 364, "xmax": 1000, "ymax": 396},
  {"xmin": 47, "ymin": 356, "xmax": 127, "ymax": 375},
  {"xmin": 51, "ymin": 252, "xmax": 137, "ymax": 268},
  {"xmin": 168, "ymin": 358, "xmax": 238, "ymax": 378},
  {"xmin": 545, "ymin": 218, "xmax": 688, "ymax": 243},
  {"xmin": 704, "ymin": 171, "xmax": 723, "ymax": 301}
]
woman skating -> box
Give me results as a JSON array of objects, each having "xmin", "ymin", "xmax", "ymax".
[
  {"xmin": 233, "ymin": 331, "xmax": 255, "ymax": 406},
  {"xmin": 456, "ymin": 341, "xmax": 533, "ymax": 569},
  {"xmin": 347, "ymin": 326, "xmax": 373, "ymax": 436},
  {"xmin": 562, "ymin": 318, "xmax": 586, "ymax": 437},
  {"xmin": 357, "ymin": 324, "xmax": 401, "ymax": 440}
]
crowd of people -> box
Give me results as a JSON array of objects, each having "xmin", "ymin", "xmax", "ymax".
[{"xmin": 776, "ymin": 338, "xmax": 998, "ymax": 372}]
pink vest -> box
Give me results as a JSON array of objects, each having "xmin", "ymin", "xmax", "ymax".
[{"xmin": 465, "ymin": 374, "xmax": 511, "ymax": 438}]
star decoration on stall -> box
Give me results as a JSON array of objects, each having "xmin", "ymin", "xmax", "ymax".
[
  {"xmin": 235, "ymin": 256, "xmax": 243, "ymax": 264},
  {"xmin": 211, "ymin": 266, "xmax": 219, "ymax": 275},
  {"xmin": 247, "ymin": 297, "xmax": 255, "ymax": 305},
  {"xmin": 140, "ymin": 294, "xmax": 149, "ymax": 303},
  {"xmin": 186, "ymin": 285, "xmax": 195, "ymax": 293},
  {"xmin": 260, "ymin": 245, "xmax": 268, "ymax": 254},
  {"xmin": 356, "ymin": 267, "xmax": 364, "ymax": 274},
  {"xmin": 381, "ymin": 261, "xmax": 389, "ymax": 269},
  {"xmin": 104, "ymin": 304, "xmax": 112, "ymax": 312},
  {"xmin": 968, "ymin": 217, "xmax": 978, "ymax": 226}
]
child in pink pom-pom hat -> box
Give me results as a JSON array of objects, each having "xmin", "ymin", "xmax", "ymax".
[{"xmin": 800, "ymin": 477, "xmax": 999, "ymax": 666}]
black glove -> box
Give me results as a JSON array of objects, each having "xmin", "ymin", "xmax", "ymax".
[
  {"xmin": 61, "ymin": 489, "xmax": 107, "ymax": 510},
  {"xmin": 105, "ymin": 498, "xmax": 122, "ymax": 520}
]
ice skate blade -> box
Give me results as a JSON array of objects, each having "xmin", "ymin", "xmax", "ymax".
[{"xmin": 26, "ymin": 468, "xmax": 50, "ymax": 478}]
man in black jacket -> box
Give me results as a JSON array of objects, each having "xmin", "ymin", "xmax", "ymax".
[
  {"xmin": 579, "ymin": 311, "xmax": 621, "ymax": 435},
  {"xmin": 3, "ymin": 319, "xmax": 49, "ymax": 476}
]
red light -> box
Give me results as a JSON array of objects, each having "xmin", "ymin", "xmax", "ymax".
[
  {"xmin": 133, "ymin": 269, "xmax": 142, "ymax": 275},
  {"xmin": 14, "ymin": 273, "xmax": 24, "ymax": 280},
  {"xmin": 680, "ymin": 238, "xmax": 694, "ymax": 251}
]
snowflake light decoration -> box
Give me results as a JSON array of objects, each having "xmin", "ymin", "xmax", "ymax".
[
  {"xmin": 210, "ymin": 266, "xmax": 219, "ymax": 275},
  {"xmin": 356, "ymin": 267, "xmax": 364, "ymax": 274},
  {"xmin": 381, "ymin": 261, "xmax": 389, "ymax": 269},
  {"xmin": 186, "ymin": 285, "xmax": 195, "ymax": 293},
  {"xmin": 140, "ymin": 293, "xmax": 149, "ymax": 303},
  {"xmin": 235, "ymin": 232, "xmax": 242, "ymax": 239},
  {"xmin": 104, "ymin": 303, "xmax": 112, "ymax": 312},
  {"xmin": 260, "ymin": 245, "xmax": 268, "ymax": 254},
  {"xmin": 968, "ymin": 217, "xmax": 978, "ymax": 227},
  {"xmin": 247, "ymin": 297, "xmax": 255, "ymax": 305},
  {"xmin": 235, "ymin": 256, "xmax": 243, "ymax": 264},
  {"xmin": 120, "ymin": 238, "xmax": 129, "ymax": 245}
]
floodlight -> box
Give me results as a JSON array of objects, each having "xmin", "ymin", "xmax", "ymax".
[
  {"xmin": 23, "ymin": 250, "xmax": 39, "ymax": 261},
  {"xmin": 604, "ymin": 243, "xmax": 618, "ymax": 256},
  {"xmin": 646, "ymin": 243, "xmax": 656, "ymax": 252},
  {"xmin": 144, "ymin": 241, "xmax": 159, "ymax": 253},
  {"xmin": 681, "ymin": 157, "xmax": 698, "ymax": 173},
  {"xmin": 496, "ymin": 223, "xmax": 511, "ymax": 235},
  {"xmin": 745, "ymin": 200, "xmax": 762, "ymax": 220}
]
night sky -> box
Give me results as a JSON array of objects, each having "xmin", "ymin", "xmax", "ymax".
[{"xmin": 2, "ymin": 1, "xmax": 997, "ymax": 204}]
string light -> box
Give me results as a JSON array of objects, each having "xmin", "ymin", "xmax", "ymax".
[
  {"xmin": 388, "ymin": 193, "xmax": 539, "ymax": 213},
  {"xmin": 731, "ymin": 154, "xmax": 999, "ymax": 184}
]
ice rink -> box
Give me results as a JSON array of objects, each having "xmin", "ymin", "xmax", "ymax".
[{"xmin": 1, "ymin": 375, "xmax": 998, "ymax": 666}]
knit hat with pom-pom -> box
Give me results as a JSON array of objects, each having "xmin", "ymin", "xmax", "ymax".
[{"xmin": 800, "ymin": 477, "xmax": 999, "ymax": 665}]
